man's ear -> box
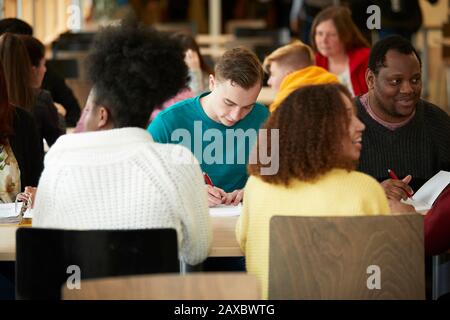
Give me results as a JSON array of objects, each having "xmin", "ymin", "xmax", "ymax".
[
  {"xmin": 208, "ymin": 74, "xmax": 216, "ymax": 91},
  {"xmin": 96, "ymin": 105, "xmax": 112, "ymax": 129},
  {"xmin": 366, "ymin": 68, "xmax": 375, "ymax": 90}
]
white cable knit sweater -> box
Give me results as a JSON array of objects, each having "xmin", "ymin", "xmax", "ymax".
[{"xmin": 33, "ymin": 127, "xmax": 211, "ymax": 265}]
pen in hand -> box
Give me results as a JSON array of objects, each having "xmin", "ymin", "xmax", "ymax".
[
  {"xmin": 203, "ymin": 172, "xmax": 213, "ymax": 186},
  {"xmin": 388, "ymin": 169, "xmax": 413, "ymax": 198},
  {"xmin": 203, "ymin": 172, "xmax": 224, "ymax": 205}
]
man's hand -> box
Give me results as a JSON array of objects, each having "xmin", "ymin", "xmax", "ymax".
[
  {"xmin": 381, "ymin": 175, "xmax": 414, "ymax": 201},
  {"xmin": 206, "ymin": 185, "xmax": 227, "ymax": 207},
  {"xmin": 222, "ymin": 189, "xmax": 244, "ymax": 206},
  {"xmin": 388, "ymin": 199, "xmax": 416, "ymax": 215}
]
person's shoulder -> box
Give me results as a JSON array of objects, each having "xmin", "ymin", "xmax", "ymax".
[
  {"xmin": 338, "ymin": 170, "xmax": 384, "ymax": 191},
  {"xmin": 13, "ymin": 107, "xmax": 35, "ymax": 127},
  {"xmin": 246, "ymin": 175, "xmax": 260, "ymax": 187},
  {"xmin": 46, "ymin": 128, "xmax": 151, "ymax": 163},
  {"xmin": 14, "ymin": 106, "xmax": 33, "ymax": 118},
  {"xmin": 158, "ymin": 95, "xmax": 198, "ymax": 117},
  {"xmin": 245, "ymin": 175, "xmax": 275, "ymax": 192},
  {"xmin": 252, "ymin": 102, "xmax": 270, "ymax": 118},
  {"xmin": 242, "ymin": 175, "xmax": 265, "ymax": 195},
  {"xmin": 315, "ymin": 52, "xmax": 327, "ymax": 67},
  {"xmin": 354, "ymin": 96, "xmax": 368, "ymax": 116},
  {"xmin": 147, "ymin": 141, "xmax": 199, "ymax": 167},
  {"xmin": 38, "ymin": 89, "xmax": 53, "ymax": 100},
  {"xmin": 35, "ymin": 89, "xmax": 55, "ymax": 107},
  {"xmin": 41, "ymin": 134, "xmax": 73, "ymax": 165},
  {"xmin": 349, "ymin": 47, "xmax": 370, "ymax": 57},
  {"xmin": 150, "ymin": 96, "xmax": 199, "ymax": 133},
  {"xmin": 146, "ymin": 142, "xmax": 201, "ymax": 182},
  {"xmin": 420, "ymin": 100, "xmax": 450, "ymax": 120},
  {"xmin": 420, "ymin": 100, "xmax": 450, "ymax": 131},
  {"xmin": 348, "ymin": 47, "xmax": 370, "ymax": 68}
]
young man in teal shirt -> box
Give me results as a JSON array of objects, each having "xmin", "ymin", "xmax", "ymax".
[{"xmin": 149, "ymin": 47, "xmax": 269, "ymax": 207}]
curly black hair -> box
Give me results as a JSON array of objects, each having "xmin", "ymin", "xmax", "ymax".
[
  {"xmin": 87, "ymin": 24, "xmax": 189, "ymax": 128},
  {"xmin": 368, "ymin": 35, "xmax": 422, "ymax": 75}
]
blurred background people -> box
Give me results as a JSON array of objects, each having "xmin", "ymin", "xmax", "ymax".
[
  {"xmin": 0, "ymin": 18, "xmax": 81, "ymax": 127},
  {"xmin": 0, "ymin": 33, "xmax": 63, "ymax": 149},
  {"xmin": 263, "ymin": 40, "xmax": 338, "ymax": 112},
  {"xmin": 311, "ymin": 6, "xmax": 370, "ymax": 96}
]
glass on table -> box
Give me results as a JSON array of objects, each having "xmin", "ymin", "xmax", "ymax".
[{"xmin": 14, "ymin": 191, "xmax": 33, "ymax": 225}]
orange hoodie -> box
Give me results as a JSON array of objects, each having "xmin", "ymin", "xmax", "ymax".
[{"xmin": 270, "ymin": 66, "xmax": 338, "ymax": 112}]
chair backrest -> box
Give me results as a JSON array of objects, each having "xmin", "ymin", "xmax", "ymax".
[
  {"xmin": 269, "ymin": 215, "xmax": 425, "ymax": 300},
  {"xmin": 432, "ymin": 253, "xmax": 450, "ymax": 300},
  {"xmin": 63, "ymin": 272, "xmax": 260, "ymax": 300},
  {"xmin": 16, "ymin": 228, "xmax": 179, "ymax": 300}
]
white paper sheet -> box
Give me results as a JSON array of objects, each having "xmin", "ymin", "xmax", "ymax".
[
  {"xmin": 0, "ymin": 203, "xmax": 16, "ymax": 218},
  {"xmin": 402, "ymin": 170, "xmax": 450, "ymax": 212},
  {"xmin": 209, "ymin": 204, "xmax": 242, "ymax": 217},
  {"xmin": 0, "ymin": 203, "xmax": 19, "ymax": 223},
  {"xmin": 0, "ymin": 202, "xmax": 33, "ymax": 223}
]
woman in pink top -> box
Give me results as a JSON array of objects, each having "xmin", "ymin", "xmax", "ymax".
[{"xmin": 148, "ymin": 87, "xmax": 194, "ymax": 122}]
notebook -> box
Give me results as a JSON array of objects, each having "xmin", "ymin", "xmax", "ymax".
[
  {"xmin": 402, "ymin": 170, "xmax": 450, "ymax": 212},
  {"xmin": 209, "ymin": 203, "xmax": 242, "ymax": 217}
]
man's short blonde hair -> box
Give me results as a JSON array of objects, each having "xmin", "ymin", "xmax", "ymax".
[{"xmin": 263, "ymin": 40, "xmax": 315, "ymax": 74}]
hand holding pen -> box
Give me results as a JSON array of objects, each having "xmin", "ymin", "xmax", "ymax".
[
  {"xmin": 203, "ymin": 172, "xmax": 226, "ymax": 207},
  {"xmin": 381, "ymin": 169, "xmax": 414, "ymax": 201}
]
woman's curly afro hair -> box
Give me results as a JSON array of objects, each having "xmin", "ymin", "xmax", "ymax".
[
  {"xmin": 249, "ymin": 83, "xmax": 355, "ymax": 186},
  {"xmin": 87, "ymin": 24, "xmax": 188, "ymax": 128}
]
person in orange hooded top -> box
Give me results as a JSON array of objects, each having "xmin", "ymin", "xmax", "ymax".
[{"xmin": 264, "ymin": 40, "xmax": 338, "ymax": 112}]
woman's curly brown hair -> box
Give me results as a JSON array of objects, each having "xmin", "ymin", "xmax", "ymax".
[{"xmin": 249, "ymin": 83, "xmax": 356, "ymax": 186}]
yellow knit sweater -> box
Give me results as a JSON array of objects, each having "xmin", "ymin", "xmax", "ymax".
[
  {"xmin": 236, "ymin": 169, "xmax": 390, "ymax": 299},
  {"xmin": 269, "ymin": 66, "xmax": 338, "ymax": 112}
]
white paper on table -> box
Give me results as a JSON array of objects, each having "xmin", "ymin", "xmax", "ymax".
[
  {"xmin": 209, "ymin": 203, "xmax": 242, "ymax": 217},
  {"xmin": 402, "ymin": 170, "xmax": 450, "ymax": 212},
  {"xmin": 0, "ymin": 203, "xmax": 16, "ymax": 218},
  {"xmin": 0, "ymin": 202, "xmax": 33, "ymax": 222},
  {"xmin": 0, "ymin": 202, "xmax": 19, "ymax": 223}
]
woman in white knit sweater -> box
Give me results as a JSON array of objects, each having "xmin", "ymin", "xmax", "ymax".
[{"xmin": 32, "ymin": 25, "xmax": 211, "ymax": 266}]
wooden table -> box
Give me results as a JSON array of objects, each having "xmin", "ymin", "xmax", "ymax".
[
  {"xmin": 209, "ymin": 216, "xmax": 242, "ymax": 257},
  {"xmin": 0, "ymin": 216, "xmax": 242, "ymax": 262},
  {"xmin": 0, "ymin": 224, "xmax": 17, "ymax": 261}
]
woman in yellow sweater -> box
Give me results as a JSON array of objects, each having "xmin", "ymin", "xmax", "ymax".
[{"xmin": 236, "ymin": 83, "xmax": 390, "ymax": 299}]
